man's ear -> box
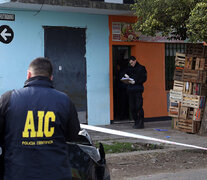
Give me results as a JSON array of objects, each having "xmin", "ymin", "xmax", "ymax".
[
  {"xmin": 50, "ymin": 75, "xmax": 53, "ymax": 80},
  {"xmin": 27, "ymin": 70, "xmax": 32, "ymax": 80}
]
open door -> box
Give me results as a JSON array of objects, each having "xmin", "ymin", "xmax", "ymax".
[{"xmin": 113, "ymin": 45, "xmax": 131, "ymax": 121}]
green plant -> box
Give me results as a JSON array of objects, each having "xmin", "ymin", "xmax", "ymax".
[{"xmin": 94, "ymin": 141, "xmax": 164, "ymax": 154}]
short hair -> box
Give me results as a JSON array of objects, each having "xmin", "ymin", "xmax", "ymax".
[
  {"xmin": 29, "ymin": 57, "xmax": 53, "ymax": 78},
  {"xmin": 129, "ymin": 56, "xmax": 136, "ymax": 61}
]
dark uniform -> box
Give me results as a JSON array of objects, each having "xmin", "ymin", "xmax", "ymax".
[
  {"xmin": 0, "ymin": 76, "xmax": 80, "ymax": 180},
  {"xmin": 126, "ymin": 62, "xmax": 147, "ymax": 128}
]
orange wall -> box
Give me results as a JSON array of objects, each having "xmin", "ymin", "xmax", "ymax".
[{"xmin": 109, "ymin": 16, "xmax": 168, "ymax": 119}]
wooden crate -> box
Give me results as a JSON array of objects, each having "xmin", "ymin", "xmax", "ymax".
[
  {"xmin": 170, "ymin": 99, "xmax": 181, "ymax": 107},
  {"xmin": 179, "ymin": 107, "xmax": 188, "ymax": 119},
  {"xmin": 187, "ymin": 108, "xmax": 194, "ymax": 119},
  {"xmin": 186, "ymin": 43, "xmax": 205, "ymax": 58},
  {"xmin": 170, "ymin": 90, "xmax": 182, "ymax": 101},
  {"xmin": 175, "ymin": 52, "xmax": 185, "ymax": 69},
  {"xmin": 192, "ymin": 83, "xmax": 200, "ymax": 95},
  {"xmin": 173, "ymin": 69, "xmax": 183, "ymax": 81},
  {"xmin": 179, "ymin": 107, "xmax": 194, "ymax": 119},
  {"xmin": 192, "ymin": 83, "xmax": 207, "ymax": 96},
  {"xmin": 173, "ymin": 118, "xmax": 179, "ymax": 130},
  {"xmin": 185, "ymin": 56, "xmax": 194, "ymax": 69},
  {"xmin": 183, "ymin": 69, "xmax": 206, "ymax": 83},
  {"xmin": 182, "ymin": 94, "xmax": 206, "ymax": 108},
  {"xmin": 193, "ymin": 108, "xmax": 204, "ymax": 121},
  {"xmin": 169, "ymin": 99, "xmax": 181, "ymax": 118},
  {"xmin": 173, "ymin": 80, "xmax": 184, "ymax": 91},
  {"xmin": 169, "ymin": 107, "xmax": 180, "ymax": 117},
  {"xmin": 177, "ymin": 119, "xmax": 200, "ymax": 133},
  {"xmin": 193, "ymin": 108, "xmax": 203, "ymax": 121},
  {"xmin": 183, "ymin": 82, "xmax": 192, "ymax": 94},
  {"xmin": 200, "ymin": 84, "xmax": 207, "ymax": 96},
  {"xmin": 195, "ymin": 58, "xmax": 205, "ymax": 70}
]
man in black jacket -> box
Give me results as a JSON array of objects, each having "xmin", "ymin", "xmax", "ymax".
[
  {"xmin": 125, "ymin": 56, "xmax": 147, "ymax": 129},
  {"xmin": 0, "ymin": 57, "xmax": 80, "ymax": 180}
]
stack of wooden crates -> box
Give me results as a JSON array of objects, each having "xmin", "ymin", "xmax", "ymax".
[{"xmin": 169, "ymin": 44, "xmax": 207, "ymax": 133}]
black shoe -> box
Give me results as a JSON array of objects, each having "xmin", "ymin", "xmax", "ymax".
[
  {"xmin": 140, "ymin": 126, "xmax": 144, "ymax": 129},
  {"xmin": 133, "ymin": 125, "xmax": 144, "ymax": 129},
  {"xmin": 132, "ymin": 125, "xmax": 138, "ymax": 129},
  {"xmin": 140, "ymin": 124, "xmax": 145, "ymax": 129}
]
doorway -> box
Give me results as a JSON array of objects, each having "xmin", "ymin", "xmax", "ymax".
[
  {"xmin": 113, "ymin": 45, "xmax": 131, "ymax": 121},
  {"xmin": 44, "ymin": 26, "xmax": 87, "ymax": 124}
]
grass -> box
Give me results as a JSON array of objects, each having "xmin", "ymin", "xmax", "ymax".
[{"xmin": 94, "ymin": 141, "xmax": 164, "ymax": 154}]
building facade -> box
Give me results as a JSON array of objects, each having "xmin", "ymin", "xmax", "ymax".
[{"xmin": 0, "ymin": 0, "xmax": 171, "ymax": 125}]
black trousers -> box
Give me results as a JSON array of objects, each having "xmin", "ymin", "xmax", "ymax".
[{"xmin": 128, "ymin": 92, "xmax": 144, "ymax": 128}]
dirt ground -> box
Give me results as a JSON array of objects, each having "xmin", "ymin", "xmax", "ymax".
[{"xmin": 106, "ymin": 149, "xmax": 207, "ymax": 180}]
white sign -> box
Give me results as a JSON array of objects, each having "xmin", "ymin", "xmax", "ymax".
[{"xmin": 0, "ymin": 13, "xmax": 15, "ymax": 21}]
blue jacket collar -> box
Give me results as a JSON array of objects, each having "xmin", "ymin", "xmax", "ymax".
[{"xmin": 24, "ymin": 76, "xmax": 53, "ymax": 88}]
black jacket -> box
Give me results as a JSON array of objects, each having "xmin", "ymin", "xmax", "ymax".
[
  {"xmin": 0, "ymin": 76, "xmax": 80, "ymax": 180},
  {"xmin": 126, "ymin": 62, "xmax": 147, "ymax": 93}
]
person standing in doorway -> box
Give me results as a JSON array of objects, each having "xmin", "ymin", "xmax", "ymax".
[
  {"xmin": 0, "ymin": 57, "xmax": 80, "ymax": 180},
  {"xmin": 124, "ymin": 56, "xmax": 147, "ymax": 129}
]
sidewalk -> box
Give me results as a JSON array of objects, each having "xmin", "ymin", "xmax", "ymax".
[
  {"xmin": 87, "ymin": 120, "xmax": 207, "ymax": 151},
  {"xmin": 87, "ymin": 120, "xmax": 207, "ymax": 180}
]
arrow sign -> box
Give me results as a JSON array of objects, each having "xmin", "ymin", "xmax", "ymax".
[
  {"xmin": 1, "ymin": 28, "xmax": 12, "ymax": 41},
  {"xmin": 0, "ymin": 25, "xmax": 14, "ymax": 44}
]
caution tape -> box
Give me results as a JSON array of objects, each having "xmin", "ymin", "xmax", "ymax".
[{"xmin": 80, "ymin": 124, "xmax": 207, "ymax": 151}]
